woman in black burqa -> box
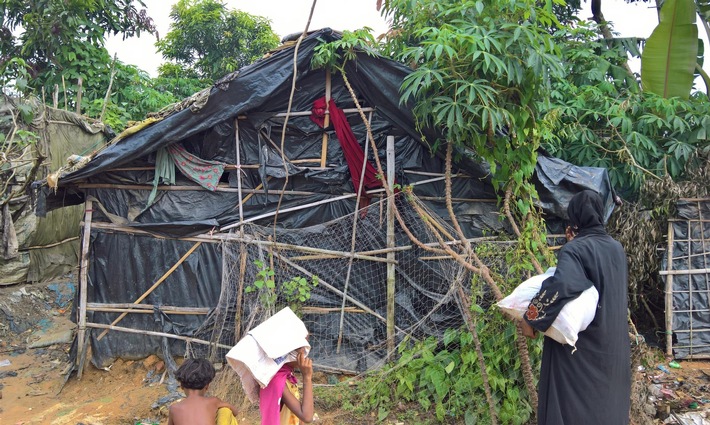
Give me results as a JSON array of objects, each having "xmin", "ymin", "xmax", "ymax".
[{"xmin": 521, "ymin": 190, "xmax": 631, "ymax": 425}]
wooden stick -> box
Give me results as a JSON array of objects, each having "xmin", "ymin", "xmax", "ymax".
[
  {"xmin": 289, "ymin": 254, "xmax": 343, "ymax": 261},
  {"xmin": 274, "ymin": 241, "xmax": 397, "ymax": 263},
  {"xmin": 386, "ymin": 135, "xmax": 396, "ymax": 354},
  {"xmin": 665, "ymin": 221, "xmax": 674, "ymax": 357},
  {"xmin": 236, "ymin": 178, "xmax": 268, "ymax": 206},
  {"xmin": 320, "ymin": 69, "xmax": 331, "ymax": 167},
  {"xmin": 301, "ymin": 306, "xmax": 364, "ymax": 314},
  {"xmin": 235, "ymin": 241, "xmax": 248, "ymax": 340},
  {"xmin": 404, "ymin": 170, "xmax": 472, "ymax": 178},
  {"xmin": 259, "ymin": 129, "xmax": 290, "ymax": 161},
  {"xmin": 416, "ymin": 196, "xmax": 497, "ymax": 203},
  {"xmin": 87, "ymin": 322, "xmax": 231, "ymax": 349},
  {"xmin": 236, "ymin": 106, "xmax": 374, "ymax": 119},
  {"xmin": 87, "ymin": 221, "xmax": 500, "ymax": 254},
  {"xmin": 26, "ymin": 236, "xmax": 79, "ymax": 250},
  {"xmin": 290, "ymin": 159, "xmax": 324, "ymax": 164},
  {"xmin": 221, "ymin": 193, "xmax": 357, "ymax": 231},
  {"xmin": 75, "ymin": 182, "xmax": 320, "ymax": 196},
  {"xmin": 234, "ymin": 118, "xmax": 244, "ymax": 224},
  {"xmin": 96, "ymin": 241, "xmax": 203, "ymax": 340},
  {"xmin": 53, "ymin": 84, "xmax": 59, "ymax": 109},
  {"xmin": 106, "ymin": 164, "xmax": 259, "ymax": 172},
  {"xmin": 87, "ymin": 302, "xmax": 209, "ymax": 312},
  {"xmin": 77, "ymin": 199, "xmax": 93, "ymax": 379},
  {"xmin": 659, "ymin": 268, "xmax": 710, "ymax": 275},
  {"xmin": 87, "ymin": 307, "xmax": 209, "ymax": 315}
]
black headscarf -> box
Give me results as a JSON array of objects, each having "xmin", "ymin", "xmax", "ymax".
[{"xmin": 567, "ymin": 190, "xmax": 606, "ymax": 235}]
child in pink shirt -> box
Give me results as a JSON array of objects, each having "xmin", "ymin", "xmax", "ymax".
[{"xmin": 259, "ymin": 348, "xmax": 313, "ymax": 425}]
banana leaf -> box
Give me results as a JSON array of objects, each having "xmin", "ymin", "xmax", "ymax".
[{"xmin": 641, "ymin": 0, "xmax": 698, "ymax": 98}]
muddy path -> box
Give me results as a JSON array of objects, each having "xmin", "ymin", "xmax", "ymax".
[{"xmin": 1, "ymin": 279, "xmax": 709, "ymax": 425}]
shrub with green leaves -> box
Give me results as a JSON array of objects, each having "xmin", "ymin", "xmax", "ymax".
[{"xmin": 352, "ymin": 320, "xmax": 541, "ymax": 424}]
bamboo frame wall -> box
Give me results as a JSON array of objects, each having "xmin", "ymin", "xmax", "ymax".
[{"xmin": 661, "ymin": 198, "xmax": 710, "ymax": 359}]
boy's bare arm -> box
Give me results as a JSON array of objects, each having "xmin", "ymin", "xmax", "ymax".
[
  {"xmin": 282, "ymin": 350, "xmax": 314, "ymax": 423},
  {"xmin": 167, "ymin": 406, "xmax": 175, "ymax": 425},
  {"xmin": 214, "ymin": 397, "xmax": 239, "ymax": 417}
]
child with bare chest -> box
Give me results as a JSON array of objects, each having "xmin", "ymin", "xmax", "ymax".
[{"xmin": 168, "ymin": 358, "xmax": 239, "ymax": 425}]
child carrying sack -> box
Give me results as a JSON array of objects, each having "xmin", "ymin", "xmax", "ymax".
[
  {"xmin": 496, "ymin": 267, "xmax": 599, "ymax": 350},
  {"xmin": 225, "ymin": 307, "xmax": 310, "ymax": 403}
]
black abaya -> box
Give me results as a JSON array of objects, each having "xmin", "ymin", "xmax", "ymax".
[{"xmin": 524, "ymin": 190, "xmax": 631, "ymax": 425}]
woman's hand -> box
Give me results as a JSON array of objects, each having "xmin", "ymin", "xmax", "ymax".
[{"xmin": 520, "ymin": 319, "xmax": 538, "ymax": 339}]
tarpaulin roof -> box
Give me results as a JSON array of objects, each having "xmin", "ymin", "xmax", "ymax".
[{"xmin": 41, "ymin": 28, "xmax": 613, "ymax": 229}]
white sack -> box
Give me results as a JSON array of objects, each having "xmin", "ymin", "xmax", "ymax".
[
  {"xmin": 497, "ymin": 267, "xmax": 599, "ymax": 349},
  {"xmin": 225, "ymin": 306, "xmax": 311, "ymax": 403}
]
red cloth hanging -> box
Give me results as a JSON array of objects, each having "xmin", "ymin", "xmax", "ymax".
[{"xmin": 310, "ymin": 97, "xmax": 382, "ymax": 192}]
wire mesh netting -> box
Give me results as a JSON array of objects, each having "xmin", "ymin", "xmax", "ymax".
[{"xmin": 188, "ymin": 193, "xmax": 510, "ymax": 373}]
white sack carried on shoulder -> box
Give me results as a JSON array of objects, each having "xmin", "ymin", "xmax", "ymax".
[
  {"xmin": 225, "ymin": 306, "xmax": 311, "ymax": 403},
  {"xmin": 496, "ymin": 267, "xmax": 599, "ymax": 350},
  {"xmin": 225, "ymin": 335, "xmax": 281, "ymax": 403}
]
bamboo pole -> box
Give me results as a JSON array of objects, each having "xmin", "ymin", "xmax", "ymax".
[
  {"xmin": 87, "ymin": 322, "xmax": 231, "ymax": 349},
  {"xmin": 96, "ymin": 241, "xmax": 203, "ymax": 340},
  {"xmin": 290, "ymin": 158, "xmax": 324, "ymax": 164},
  {"xmin": 238, "ymin": 177, "xmax": 269, "ymax": 206},
  {"xmin": 259, "ymin": 129, "xmax": 290, "ymax": 162},
  {"xmin": 415, "ymin": 196, "xmax": 497, "ymax": 203},
  {"xmin": 26, "ymin": 236, "xmax": 79, "ymax": 250},
  {"xmin": 235, "ymin": 241, "xmax": 248, "ymax": 340},
  {"xmin": 75, "ymin": 173, "xmax": 461, "ymax": 197},
  {"xmin": 404, "ymin": 170, "xmax": 472, "ymax": 178},
  {"xmin": 86, "ymin": 303, "xmax": 209, "ymax": 313},
  {"xmin": 659, "ymin": 268, "xmax": 710, "ymax": 275},
  {"xmin": 234, "ymin": 118, "xmax": 244, "ymax": 224},
  {"xmin": 87, "ymin": 220, "xmax": 500, "ymax": 253},
  {"xmin": 320, "ymin": 69, "xmax": 331, "ymax": 168},
  {"xmin": 76, "ymin": 199, "xmax": 93, "ymax": 379},
  {"xmin": 86, "ymin": 307, "xmax": 209, "ymax": 315},
  {"xmin": 386, "ymin": 135, "xmax": 396, "ymax": 354},
  {"xmin": 76, "ymin": 77, "xmax": 83, "ymax": 115},
  {"xmin": 75, "ymin": 182, "xmax": 295, "ymax": 194},
  {"xmin": 236, "ymin": 106, "xmax": 374, "ymax": 119},
  {"xmin": 221, "ymin": 193, "xmax": 357, "ymax": 231},
  {"xmin": 53, "ymin": 84, "xmax": 59, "ymax": 109},
  {"xmin": 302, "ymin": 306, "xmax": 364, "ymax": 314},
  {"xmin": 665, "ymin": 221, "xmax": 674, "ymax": 357}
]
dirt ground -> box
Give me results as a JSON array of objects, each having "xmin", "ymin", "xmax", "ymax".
[{"xmin": 1, "ymin": 279, "xmax": 709, "ymax": 425}]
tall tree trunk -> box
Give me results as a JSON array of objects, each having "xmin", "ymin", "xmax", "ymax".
[{"xmin": 591, "ymin": 0, "xmax": 637, "ymax": 79}]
